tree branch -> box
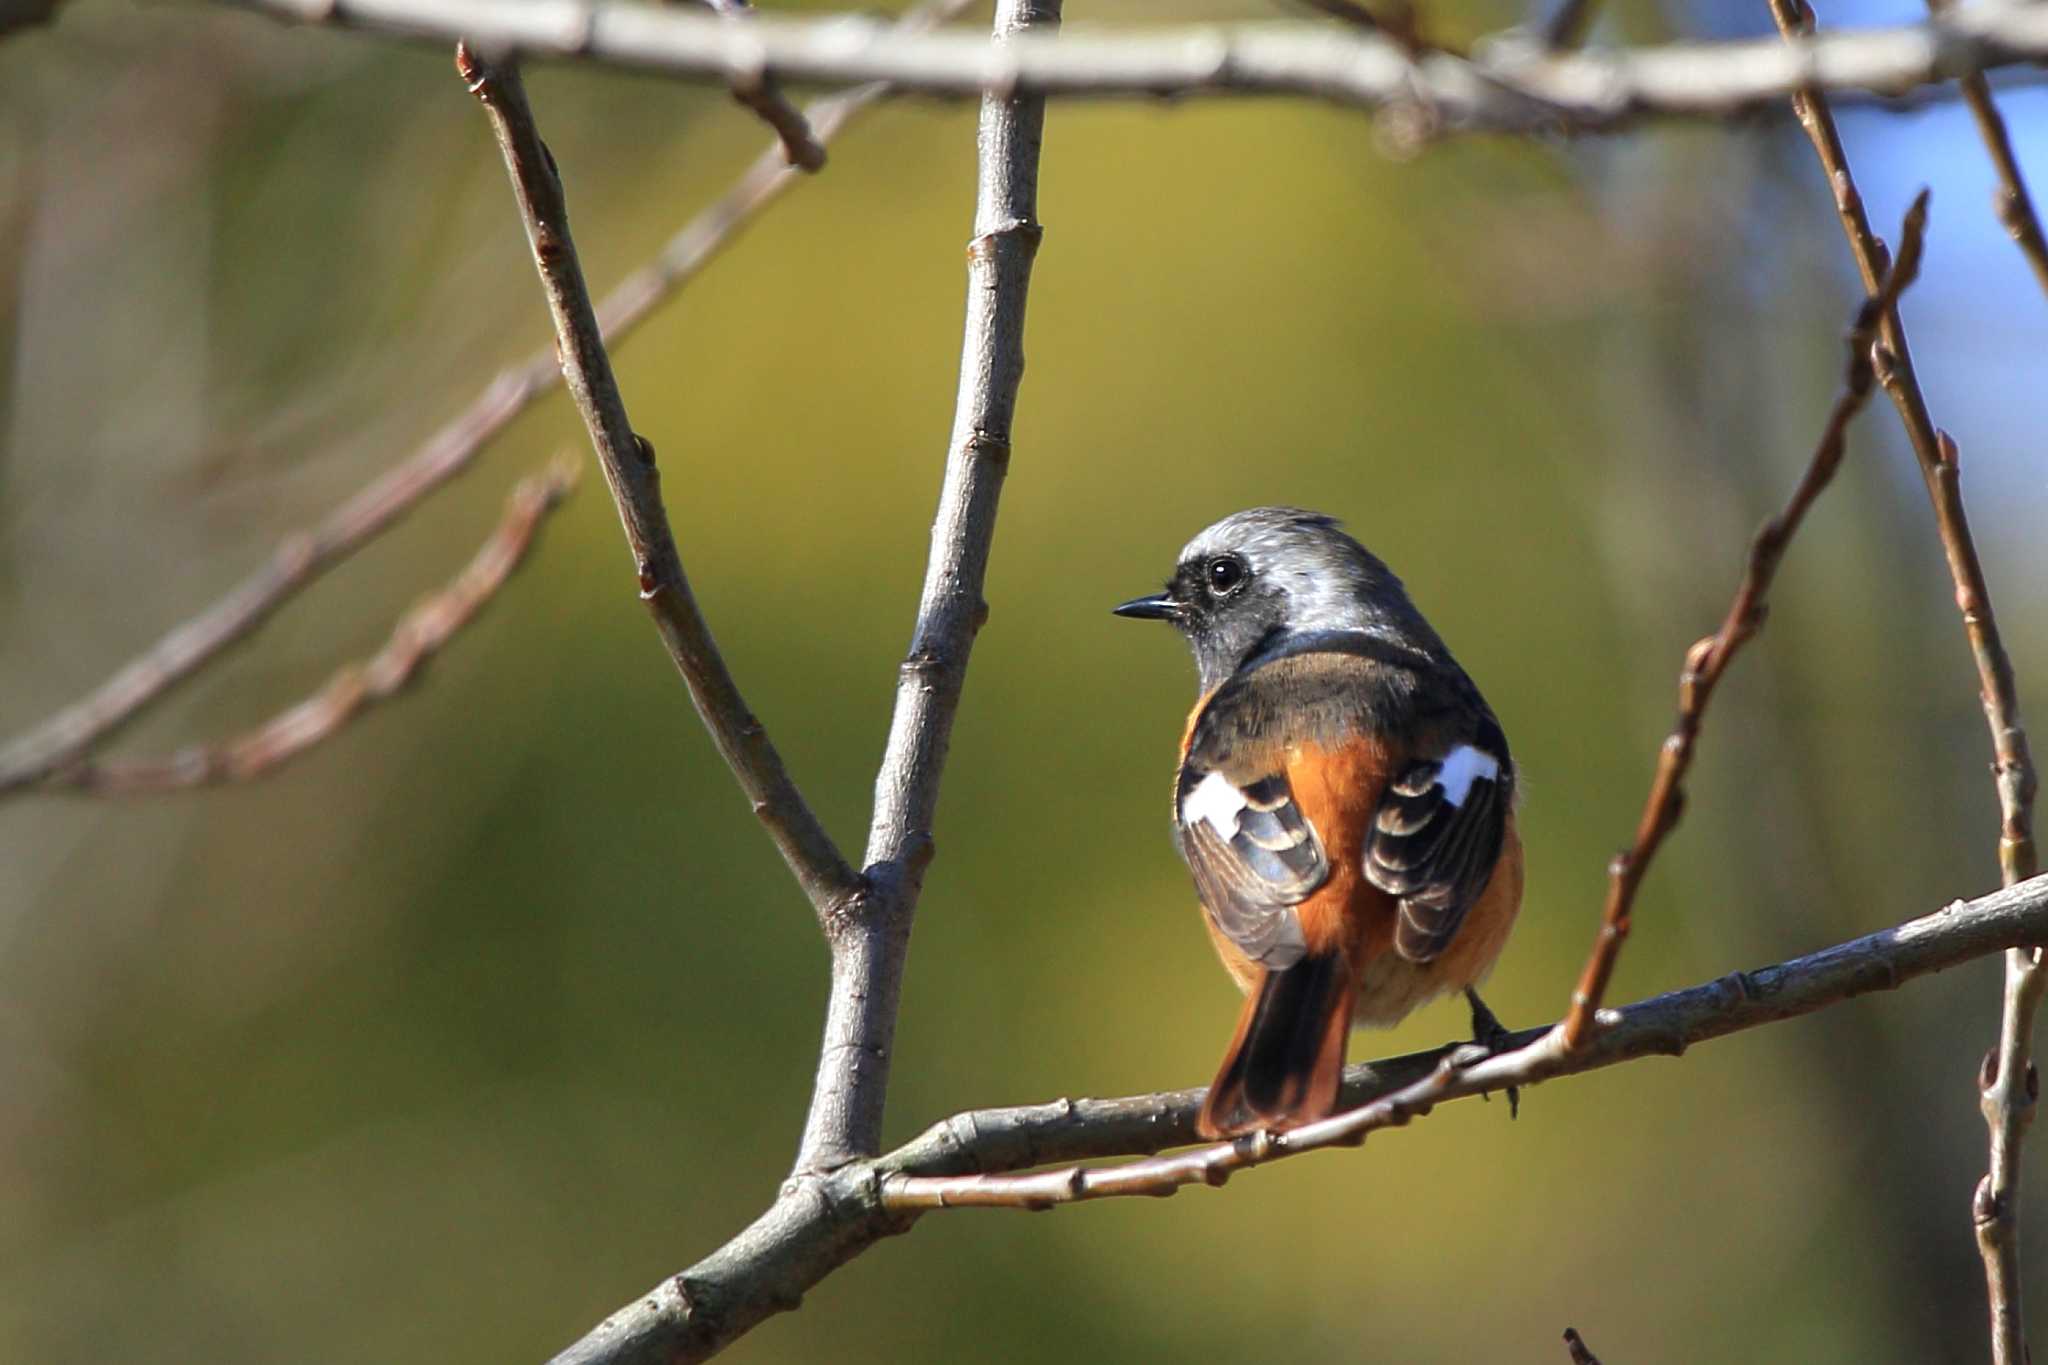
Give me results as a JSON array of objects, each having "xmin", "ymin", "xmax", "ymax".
[
  {"xmin": 550, "ymin": 872, "xmax": 2048, "ymax": 1365},
  {"xmin": 41, "ymin": 456, "xmax": 578, "ymax": 796},
  {"xmin": 1559, "ymin": 190, "xmax": 1928, "ymax": 1047},
  {"xmin": 548, "ymin": 4, "xmax": 1056, "ymax": 1356},
  {"xmin": 461, "ymin": 48, "xmax": 861, "ymax": 918},
  {"xmin": 697, "ymin": 0, "xmax": 828, "ymax": 171},
  {"xmin": 228, "ymin": 1, "xmax": 2048, "ymax": 132},
  {"xmin": 792, "ymin": 0, "xmax": 1059, "ymax": 1182},
  {"xmin": 0, "ymin": 22, "xmax": 959, "ymax": 799},
  {"xmin": 1764, "ymin": 4, "xmax": 2042, "ymax": 1358},
  {"xmin": 1929, "ymin": 0, "xmax": 2048, "ymax": 302}
]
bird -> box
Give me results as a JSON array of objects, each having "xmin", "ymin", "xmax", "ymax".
[{"xmin": 1114, "ymin": 507, "xmax": 1523, "ymax": 1139}]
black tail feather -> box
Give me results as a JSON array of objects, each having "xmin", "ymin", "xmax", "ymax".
[{"xmin": 1198, "ymin": 951, "xmax": 1354, "ymax": 1139}]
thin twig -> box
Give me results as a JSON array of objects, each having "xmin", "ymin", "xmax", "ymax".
[
  {"xmin": 227, "ymin": 1, "xmax": 2048, "ymax": 132},
  {"xmin": 461, "ymin": 48, "xmax": 861, "ymax": 918},
  {"xmin": 1764, "ymin": 5, "xmax": 2041, "ymax": 1359},
  {"xmin": 1558, "ymin": 192, "xmax": 1930, "ymax": 1048},
  {"xmin": 1563, "ymin": 1327, "xmax": 1604, "ymax": 1365},
  {"xmin": 550, "ymin": 873, "xmax": 2048, "ymax": 1363},
  {"xmin": 699, "ymin": 0, "xmax": 828, "ymax": 171},
  {"xmin": 791, "ymin": 0, "xmax": 1059, "ymax": 1181},
  {"xmin": 0, "ymin": 0, "xmax": 968, "ymax": 801},
  {"xmin": 43, "ymin": 457, "xmax": 579, "ymax": 796},
  {"xmin": 1930, "ymin": 0, "xmax": 2048, "ymax": 300}
]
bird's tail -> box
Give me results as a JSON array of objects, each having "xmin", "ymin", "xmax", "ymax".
[{"xmin": 1196, "ymin": 950, "xmax": 1356, "ymax": 1139}]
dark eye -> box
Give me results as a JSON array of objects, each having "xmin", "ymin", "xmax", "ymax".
[{"xmin": 1205, "ymin": 555, "xmax": 1248, "ymax": 597}]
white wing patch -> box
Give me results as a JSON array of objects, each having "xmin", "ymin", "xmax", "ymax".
[
  {"xmin": 1181, "ymin": 770, "xmax": 1245, "ymax": 837},
  {"xmin": 1436, "ymin": 744, "xmax": 1500, "ymax": 807}
]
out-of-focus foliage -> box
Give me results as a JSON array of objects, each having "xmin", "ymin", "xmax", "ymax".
[{"xmin": 1, "ymin": 2, "xmax": 2044, "ymax": 1361}]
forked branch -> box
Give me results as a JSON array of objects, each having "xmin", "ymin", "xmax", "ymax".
[{"xmin": 0, "ymin": 2, "xmax": 969, "ymax": 801}]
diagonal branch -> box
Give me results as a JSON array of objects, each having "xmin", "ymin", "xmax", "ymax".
[
  {"xmin": 1559, "ymin": 191, "xmax": 1929, "ymax": 1047},
  {"xmin": 0, "ymin": 9, "xmax": 966, "ymax": 800},
  {"xmin": 461, "ymin": 48, "xmax": 860, "ymax": 918},
  {"xmin": 229, "ymin": 1, "xmax": 2048, "ymax": 132},
  {"xmin": 697, "ymin": 0, "xmax": 828, "ymax": 171},
  {"xmin": 1765, "ymin": 4, "xmax": 2041, "ymax": 1359},
  {"xmin": 792, "ymin": 0, "xmax": 1060, "ymax": 1181},
  {"xmin": 41, "ymin": 456, "xmax": 579, "ymax": 796},
  {"xmin": 1928, "ymin": 0, "xmax": 2048, "ymax": 301}
]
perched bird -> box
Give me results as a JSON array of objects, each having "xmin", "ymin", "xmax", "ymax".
[{"xmin": 1115, "ymin": 508, "xmax": 1523, "ymax": 1139}]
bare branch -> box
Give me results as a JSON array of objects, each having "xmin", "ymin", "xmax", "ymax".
[
  {"xmin": 1930, "ymin": 0, "xmax": 2048, "ymax": 301},
  {"xmin": 1563, "ymin": 1327, "xmax": 1605, "ymax": 1365},
  {"xmin": 43, "ymin": 457, "xmax": 579, "ymax": 796},
  {"xmin": 1559, "ymin": 192, "xmax": 1929, "ymax": 1047},
  {"xmin": 792, "ymin": 0, "xmax": 1059, "ymax": 1181},
  {"xmin": 1763, "ymin": 4, "xmax": 2041, "ymax": 1357},
  {"xmin": 548, "ymin": 872, "xmax": 2048, "ymax": 1365},
  {"xmin": 878, "ymin": 873, "xmax": 2048, "ymax": 1209},
  {"xmin": 227, "ymin": 1, "xmax": 2048, "ymax": 132},
  {"xmin": 461, "ymin": 48, "xmax": 861, "ymax": 918},
  {"xmin": 0, "ymin": 28, "xmax": 955, "ymax": 799}
]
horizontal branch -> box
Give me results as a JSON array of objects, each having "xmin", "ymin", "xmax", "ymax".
[
  {"xmin": 881, "ymin": 866, "xmax": 2043, "ymax": 1208},
  {"xmin": 551, "ymin": 873, "xmax": 2048, "ymax": 1363},
  {"xmin": 228, "ymin": 1, "xmax": 2048, "ymax": 132},
  {"xmin": 44, "ymin": 457, "xmax": 578, "ymax": 795}
]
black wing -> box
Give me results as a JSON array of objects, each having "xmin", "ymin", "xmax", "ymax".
[
  {"xmin": 1174, "ymin": 767, "xmax": 1327, "ymax": 970},
  {"xmin": 1363, "ymin": 736, "xmax": 1510, "ymax": 963}
]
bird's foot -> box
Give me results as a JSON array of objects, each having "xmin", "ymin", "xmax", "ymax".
[{"xmin": 1464, "ymin": 987, "xmax": 1521, "ymax": 1120}]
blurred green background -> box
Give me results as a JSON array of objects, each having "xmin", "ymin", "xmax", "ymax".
[{"xmin": 3, "ymin": 1, "xmax": 2045, "ymax": 1360}]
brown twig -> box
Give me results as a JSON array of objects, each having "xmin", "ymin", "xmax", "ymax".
[
  {"xmin": 461, "ymin": 48, "xmax": 861, "ymax": 920},
  {"xmin": 1563, "ymin": 1327, "xmax": 1604, "ymax": 1365},
  {"xmin": 699, "ymin": 0, "xmax": 828, "ymax": 171},
  {"xmin": 547, "ymin": 873, "xmax": 2048, "ymax": 1361},
  {"xmin": 1558, "ymin": 191, "xmax": 1930, "ymax": 1049},
  {"xmin": 1764, "ymin": 5, "xmax": 2041, "ymax": 1359},
  {"xmin": 1929, "ymin": 0, "xmax": 2048, "ymax": 301},
  {"xmin": 229, "ymin": 0, "xmax": 2048, "ymax": 133},
  {"xmin": 0, "ymin": 0, "xmax": 966, "ymax": 802},
  {"xmin": 43, "ymin": 457, "xmax": 578, "ymax": 796}
]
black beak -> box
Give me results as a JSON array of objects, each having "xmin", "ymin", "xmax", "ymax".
[{"xmin": 1113, "ymin": 592, "xmax": 1178, "ymax": 621}]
